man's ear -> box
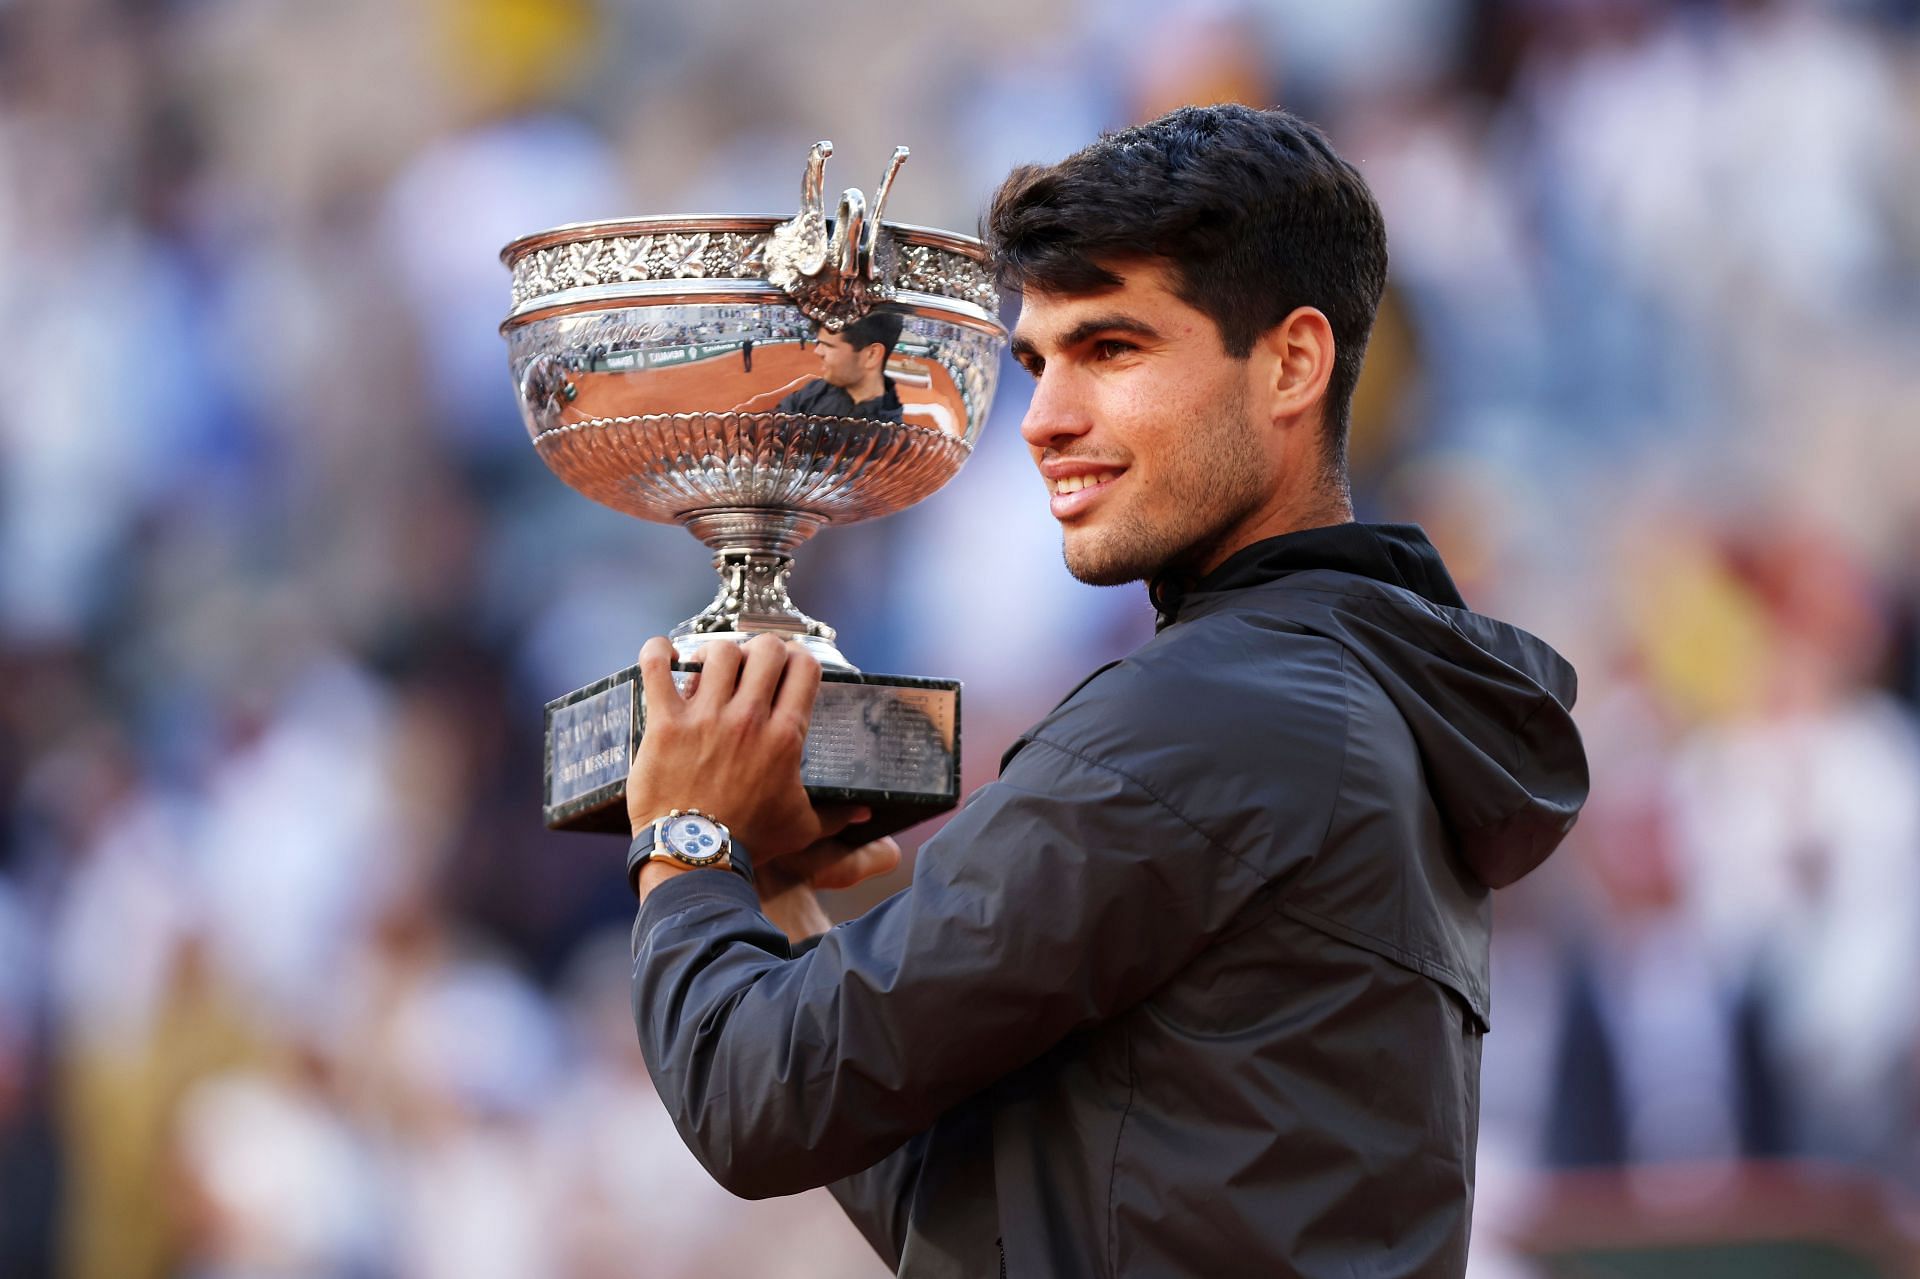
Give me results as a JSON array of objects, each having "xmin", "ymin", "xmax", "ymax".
[
  {"xmin": 862, "ymin": 343, "xmax": 886, "ymax": 373},
  {"xmin": 1257, "ymin": 307, "xmax": 1336, "ymax": 427}
]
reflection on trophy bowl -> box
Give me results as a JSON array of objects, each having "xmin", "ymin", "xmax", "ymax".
[
  {"xmin": 510, "ymin": 300, "xmax": 987, "ymax": 525},
  {"xmin": 501, "ymin": 216, "xmax": 1004, "ymax": 671}
]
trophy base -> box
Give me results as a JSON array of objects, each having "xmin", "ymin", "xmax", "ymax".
[{"xmin": 543, "ymin": 664, "xmax": 962, "ymax": 844}]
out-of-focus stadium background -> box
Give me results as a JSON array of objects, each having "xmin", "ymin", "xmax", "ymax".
[{"xmin": 3, "ymin": 0, "xmax": 1920, "ymax": 1275}]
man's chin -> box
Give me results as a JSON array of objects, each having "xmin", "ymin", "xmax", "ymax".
[
  {"xmin": 1061, "ymin": 519, "xmax": 1235, "ymax": 588},
  {"xmin": 1062, "ymin": 537, "xmax": 1153, "ymax": 588}
]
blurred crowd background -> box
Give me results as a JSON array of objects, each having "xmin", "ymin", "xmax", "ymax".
[{"xmin": 3, "ymin": 0, "xmax": 1920, "ymax": 1275}]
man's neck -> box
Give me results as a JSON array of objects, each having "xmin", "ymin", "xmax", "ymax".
[
  {"xmin": 1197, "ymin": 488, "xmax": 1354, "ymax": 578},
  {"xmin": 1148, "ymin": 489, "xmax": 1357, "ymax": 626},
  {"xmin": 848, "ymin": 370, "xmax": 888, "ymax": 404}
]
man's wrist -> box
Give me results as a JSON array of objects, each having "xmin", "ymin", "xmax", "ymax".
[
  {"xmin": 627, "ymin": 815, "xmax": 754, "ymax": 897},
  {"xmin": 635, "ymin": 856, "xmax": 720, "ymax": 901}
]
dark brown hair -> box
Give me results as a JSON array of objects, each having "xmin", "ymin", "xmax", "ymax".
[
  {"xmin": 985, "ymin": 104, "xmax": 1388, "ymax": 461},
  {"xmin": 842, "ymin": 309, "xmax": 904, "ymax": 358}
]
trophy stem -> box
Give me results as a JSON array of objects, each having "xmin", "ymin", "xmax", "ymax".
[{"xmin": 670, "ymin": 508, "xmax": 855, "ymax": 671}]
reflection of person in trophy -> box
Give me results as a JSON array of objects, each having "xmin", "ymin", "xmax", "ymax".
[
  {"xmin": 625, "ymin": 106, "xmax": 1588, "ymax": 1277},
  {"xmin": 774, "ymin": 310, "xmax": 906, "ymax": 422}
]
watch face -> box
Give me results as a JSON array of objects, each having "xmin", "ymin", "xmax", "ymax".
[{"xmin": 661, "ymin": 814, "xmax": 726, "ymax": 865}]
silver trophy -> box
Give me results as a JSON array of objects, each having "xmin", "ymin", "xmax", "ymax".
[{"xmin": 501, "ymin": 143, "xmax": 1003, "ymax": 836}]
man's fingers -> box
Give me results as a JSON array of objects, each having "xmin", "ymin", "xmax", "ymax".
[
  {"xmin": 637, "ymin": 637, "xmax": 682, "ymax": 725},
  {"xmin": 778, "ymin": 841, "xmax": 842, "ymax": 882},
  {"xmin": 773, "ymin": 640, "xmax": 824, "ymax": 726},
  {"xmin": 784, "ymin": 826, "xmax": 882, "ymax": 878},
  {"xmin": 690, "ymin": 639, "xmax": 742, "ymax": 707},
  {"xmin": 814, "ymin": 844, "xmax": 900, "ymax": 890},
  {"xmin": 768, "ymin": 807, "xmax": 869, "ymax": 878},
  {"xmin": 735, "ymin": 633, "xmax": 790, "ymax": 709},
  {"xmin": 811, "ymin": 837, "xmax": 903, "ymax": 890}
]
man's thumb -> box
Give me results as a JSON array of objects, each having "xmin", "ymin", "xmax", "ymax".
[{"xmin": 811, "ymin": 803, "xmax": 872, "ymax": 841}]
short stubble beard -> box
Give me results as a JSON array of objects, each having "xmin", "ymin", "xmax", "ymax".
[{"xmin": 1061, "ymin": 381, "xmax": 1270, "ymax": 587}]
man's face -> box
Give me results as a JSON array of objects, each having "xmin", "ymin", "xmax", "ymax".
[
  {"xmin": 813, "ymin": 330, "xmax": 867, "ymax": 389},
  {"xmin": 1011, "ymin": 262, "xmax": 1274, "ymax": 586}
]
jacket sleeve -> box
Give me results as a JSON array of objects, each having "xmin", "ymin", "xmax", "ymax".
[
  {"xmin": 630, "ymin": 733, "xmax": 1285, "ymax": 1200},
  {"xmin": 791, "ymin": 934, "xmax": 927, "ymax": 1266}
]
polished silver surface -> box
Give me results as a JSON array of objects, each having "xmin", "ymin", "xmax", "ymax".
[{"xmin": 501, "ymin": 142, "xmax": 1005, "ymax": 670}]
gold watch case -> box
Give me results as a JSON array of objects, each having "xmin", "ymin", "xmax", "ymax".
[{"xmin": 648, "ymin": 808, "xmax": 732, "ymax": 867}]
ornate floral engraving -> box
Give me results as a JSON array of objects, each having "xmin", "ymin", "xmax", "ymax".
[
  {"xmin": 706, "ymin": 233, "xmax": 762, "ymax": 277},
  {"xmin": 652, "ymin": 233, "xmax": 710, "ymax": 278},
  {"xmin": 510, "ymin": 231, "xmax": 996, "ymax": 316},
  {"xmin": 895, "ymin": 244, "xmax": 997, "ymax": 311},
  {"xmin": 610, "ymin": 236, "xmax": 649, "ymax": 281},
  {"xmin": 512, "ymin": 233, "xmax": 776, "ymax": 304}
]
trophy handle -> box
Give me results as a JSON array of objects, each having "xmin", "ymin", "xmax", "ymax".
[
  {"xmin": 832, "ymin": 187, "xmax": 866, "ymax": 281},
  {"xmin": 765, "ymin": 140, "xmax": 914, "ymax": 327},
  {"xmin": 789, "ymin": 141, "xmax": 833, "ymax": 277},
  {"xmin": 860, "ymin": 147, "xmax": 910, "ymax": 278},
  {"xmin": 800, "ymin": 140, "xmax": 833, "ymax": 210}
]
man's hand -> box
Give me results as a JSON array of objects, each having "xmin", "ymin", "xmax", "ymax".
[
  {"xmin": 757, "ymin": 835, "xmax": 903, "ymax": 944},
  {"xmin": 626, "ymin": 634, "xmax": 861, "ymax": 858}
]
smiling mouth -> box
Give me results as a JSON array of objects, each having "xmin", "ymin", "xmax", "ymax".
[
  {"xmin": 1047, "ymin": 469, "xmax": 1124, "ymax": 520},
  {"xmin": 1048, "ymin": 470, "xmax": 1123, "ymax": 496}
]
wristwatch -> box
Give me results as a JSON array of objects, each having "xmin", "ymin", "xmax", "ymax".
[{"xmin": 628, "ymin": 808, "xmax": 734, "ymax": 889}]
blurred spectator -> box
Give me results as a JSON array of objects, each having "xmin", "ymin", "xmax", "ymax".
[{"xmin": 0, "ymin": 876, "xmax": 57, "ymax": 1275}]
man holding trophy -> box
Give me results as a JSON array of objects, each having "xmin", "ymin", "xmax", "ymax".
[{"xmin": 507, "ymin": 105, "xmax": 1588, "ymax": 1277}]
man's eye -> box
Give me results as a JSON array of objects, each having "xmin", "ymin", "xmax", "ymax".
[
  {"xmin": 1017, "ymin": 358, "xmax": 1042, "ymax": 379},
  {"xmin": 1093, "ymin": 340, "xmax": 1134, "ymax": 361}
]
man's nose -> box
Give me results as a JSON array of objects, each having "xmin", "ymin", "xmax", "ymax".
[{"xmin": 1018, "ymin": 366, "xmax": 1092, "ymax": 452}]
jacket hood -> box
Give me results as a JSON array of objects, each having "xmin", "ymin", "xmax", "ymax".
[{"xmin": 1170, "ymin": 523, "xmax": 1589, "ymax": 889}]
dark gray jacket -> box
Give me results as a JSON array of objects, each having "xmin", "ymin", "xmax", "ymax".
[
  {"xmin": 632, "ymin": 523, "xmax": 1588, "ymax": 1277},
  {"xmin": 775, "ymin": 375, "xmax": 906, "ymax": 422}
]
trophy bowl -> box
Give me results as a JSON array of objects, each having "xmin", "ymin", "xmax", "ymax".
[
  {"xmin": 502, "ymin": 215, "xmax": 1003, "ymax": 667},
  {"xmin": 503, "ymin": 144, "xmax": 1006, "ymax": 834}
]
